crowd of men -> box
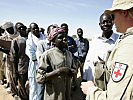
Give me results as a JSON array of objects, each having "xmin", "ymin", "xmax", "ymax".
[
  {"xmin": 0, "ymin": 21, "xmax": 89, "ymax": 100},
  {"xmin": 0, "ymin": 0, "xmax": 133, "ymax": 100}
]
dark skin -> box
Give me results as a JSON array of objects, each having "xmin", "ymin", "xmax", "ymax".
[
  {"xmin": 47, "ymin": 25, "xmax": 57, "ymax": 36},
  {"xmin": 61, "ymin": 24, "xmax": 76, "ymax": 49},
  {"xmin": 0, "ymin": 27, "xmax": 2, "ymax": 36},
  {"xmin": 16, "ymin": 23, "xmax": 27, "ymax": 37},
  {"xmin": 77, "ymin": 28, "xmax": 83, "ymax": 39},
  {"xmin": 61, "ymin": 25, "xmax": 68, "ymax": 36},
  {"xmin": 19, "ymin": 26, "xmax": 27, "ymax": 37},
  {"xmin": 30, "ymin": 23, "xmax": 40, "ymax": 61},
  {"xmin": 30, "ymin": 23, "xmax": 40, "ymax": 38},
  {"xmin": 99, "ymin": 13, "xmax": 113, "ymax": 39},
  {"xmin": 6, "ymin": 27, "xmax": 14, "ymax": 35},
  {"xmin": 43, "ymin": 32, "xmax": 76, "ymax": 82},
  {"xmin": 93, "ymin": 14, "xmax": 114, "ymax": 67},
  {"xmin": 39, "ymin": 28, "xmax": 45, "ymax": 34},
  {"xmin": 26, "ymin": 28, "xmax": 31, "ymax": 35},
  {"xmin": 54, "ymin": 32, "xmax": 68, "ymax": 52},
  {"xmin": 0, "ymin": 27, "xmax": 5, "ymax": 36}
]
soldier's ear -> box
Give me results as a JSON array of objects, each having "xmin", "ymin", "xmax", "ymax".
[{"xmin": 121, "ymin": 10, "xmax": 128, "ymax": 17}]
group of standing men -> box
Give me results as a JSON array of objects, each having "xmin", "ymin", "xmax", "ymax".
[
  {"xmin": 0, "ymin": 21, "xmax": 89, "ymax": 100},
  {"xmin": 0, "ymin": 0, "xmax": 133, "ymax": 99}
]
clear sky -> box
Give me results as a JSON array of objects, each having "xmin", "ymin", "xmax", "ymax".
[{"xmin": 0, "ymin": 0, "xmax": 113, "ymax": 37}]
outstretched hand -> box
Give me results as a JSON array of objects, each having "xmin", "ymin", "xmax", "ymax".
[{"xmin": 80, "ymin": 81, "xmax": 94, "ymax": 95}]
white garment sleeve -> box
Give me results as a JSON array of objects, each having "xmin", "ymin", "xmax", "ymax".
[{"xmin": 83, "ymin": 41, "xmax": 96, "ymax": 81}]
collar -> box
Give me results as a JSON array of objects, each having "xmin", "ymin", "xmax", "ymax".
[
  {"xmin": 120, "ymin": 27, "xmax": 133, "ymax": 39},
  {"xmin": 54, "ymin": 47, "xmax": 67, "ymax": 54},
  {"xmin": 98, "ymin": 32, "xmax": 116, "ymax": 42}
]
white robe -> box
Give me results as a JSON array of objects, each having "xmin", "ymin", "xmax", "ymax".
[{"xmin": 25, "ymin": 32, "xmax": 46, "ymax": 100}]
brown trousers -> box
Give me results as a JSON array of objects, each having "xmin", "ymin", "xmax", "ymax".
[{"xmin": 18, "ymin": 73, "xmax": 28, "ymax": 100}]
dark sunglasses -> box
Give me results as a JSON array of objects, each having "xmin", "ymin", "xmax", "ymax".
[{"xmin": 0, "ymin": 28, "xmax": 5, "ymax": 33}]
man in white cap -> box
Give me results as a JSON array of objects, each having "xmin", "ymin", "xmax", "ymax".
[{"xmin": 81, "ymin": 0, "xmax": 133, "ymax": 99}]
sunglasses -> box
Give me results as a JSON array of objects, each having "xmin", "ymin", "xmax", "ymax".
[{"xmin": 0, "ymin": 28, "xmax": 5, "ymax": 33}]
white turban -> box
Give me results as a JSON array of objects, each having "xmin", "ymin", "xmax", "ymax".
[
  {"xmin": 1, "ymin": 21, "xmax": 18, "ymax": 38},
  {"xmin": 2, "ymin": 21, "xmax": 14, "ymax": 30}
]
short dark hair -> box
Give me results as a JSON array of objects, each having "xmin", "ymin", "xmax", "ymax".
[
  {"xmin": 15, "ymin": 22, "xmax": 24, "ymax": 30},
  {"xmin": 77, "ymin": 28, "xmax": 83, "ymax": 31},
  {"xmin": 100, "ymin": 13, "xmax": 113, "ymax": 22},
  {"xmin": 29, "ymin": 22, "xmax": 38, "ymax": 29},
  {"xmin": 61, "ymin": 23, "xmax": 68, "ymax": 28}
]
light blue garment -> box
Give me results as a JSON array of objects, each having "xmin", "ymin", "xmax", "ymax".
[
  {"xmin": 37, "ymin": 83, "xmax": 44, "ymax": 100},
  {"xmin": 83, "ymin": 32, "xmax": 119, "ymax": 81},
  {"xmin": 28, "ymin": 61, "xmax": 44, "ymax": 100},
  {"xmin": 74, "ymin": 38, "xmax": 89, "ymax": 63},
  {"xmin": 26, "ymin": 32, "xmax": 46, "ymax": 100},
  {"xmin": 29, "ymin": 77, "xmax": 38, "ymax": 100},
  {"xmin": 36, "ymin": 39, "xmax": 50, "ymax": 100}
]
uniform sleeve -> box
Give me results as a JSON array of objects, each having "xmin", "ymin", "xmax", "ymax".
[
  {"xmin": 86, "ymin": 86, "xmax": 107, "ymax": 100},
  {"xmin": 105, "ymin": 42, "xmax": 133, "ymax": 99},
  {"xmin": 86, "ymin": 40, "xmax": 133, "ymax": 100}
]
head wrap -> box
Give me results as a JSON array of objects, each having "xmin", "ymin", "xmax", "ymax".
[
  {"xmin": 48, "ymin": 27, "xmax": 65, "ymax": 41},
  {"xmin": 2, "ymin": 22, "xmax": 14, "ymax": 30},
  {"xmin": 1, "ymin": 21, "xmax": 18, "ymax": 38}
]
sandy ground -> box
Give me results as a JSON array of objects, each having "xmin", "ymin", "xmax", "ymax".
[
  {"xmin": 0, "ymin": 82, "xmax": 84, "ymax": 100},
  {"xmin": 0, "ymin": 84, "xmax": 14, "ymax": 100},
  {"xmin": 0, "ymin": 68, "xmax": 84, "ymax": 100}
]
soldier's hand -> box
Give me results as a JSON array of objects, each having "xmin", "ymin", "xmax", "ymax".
[{"xmin": 80, "ymin": 81, "xmax": 94, "ymax": 95}]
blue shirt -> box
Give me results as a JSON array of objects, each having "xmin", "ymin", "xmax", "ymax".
[
  {"xmin": 67, "ymin": 36, "xmax": 77, "ymax": 54},
  {"xmin": 74, "ymin": 38, "xmax": 89, "ymax": 63}
]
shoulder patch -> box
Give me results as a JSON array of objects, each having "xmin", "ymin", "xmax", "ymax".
[{"xmin": 112, "ymin": 62, "xmax": 128, "ymax": 82}]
